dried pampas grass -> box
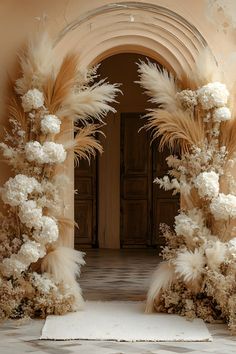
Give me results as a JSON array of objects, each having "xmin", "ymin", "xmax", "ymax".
[
  {"xmin": 144, "ymin": 109, "xmax": 205, "ymax": 152},
  {"xmin": 57, "ymin": 81, "xmax": 121, "ymax": 123},
  {"xmin": 15, "ymin": 31, "xmax": 55, "ymax": 95},
  {"xmin": 44, "ymin": 53, "xmax": 78, "ymax": 114},
  {"xmin": 181, "ymin": 48, "xmax": 220, "ymax": 89},
  {"xmin": 137, "ymin": 61, "xmax": 180, "ymax": 112},
  {"xmin": 63, "ymin": 124, "xmax": 103, "ymax": 165},
  {"xmin": 146, "ymin": 262, "xmax": 175, "ymax": 313},
  {"xmin": 41, "ymin": 246, "xmax": 85, "ymax": 310}
]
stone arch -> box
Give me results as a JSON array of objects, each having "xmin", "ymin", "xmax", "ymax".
[{"xmin": 54, "ymin": 2, "xmax": 210, "ymax": 246}]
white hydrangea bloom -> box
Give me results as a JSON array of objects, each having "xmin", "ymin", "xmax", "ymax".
[
  {"xmin": 1, "ymin": 256, "xmax": 27, "ymax": 277},
  {"xmin": 213, "ymin": 107, "xmax": 231, "ymax": 122},
  {"xmin": 21, "ymin": 89, "xmax": 44, "ymax": 112},
  {"xmin": 175, "ymin": 213, "xmax": 199, "ymax": 238},
  {"xmin": 43, "ymin": 142, "xmax": 67, "ymax": 164},
  {"xmin": 18, "ymin": 241, "xmax": 45, "ymax": 264},
  {"xmin": 33, "ymin": 216, "xmax": 59, "ymax": 244},
  {"xmin": 210, "ymin": 193, "xmax": 236, "ymax": 220},
  {"xmin": 197, "ymin": 82, "xmax": 229, "ymax": 110},
  {"xmin": 19, "ymin": 200, "xmax": 43, "ymax": 228},
  {"xmin": 25, "ymin": 141, "xmax": 67, "ymax": 164},
  {"xmin": 25, "ymin": 141, "xmax": 45, "ymax": 164},
  {"xmin": 41, "ymin": 115, "xmax": 61, "ymax": 135},
  {"xmin": 227, "ymin": 237, "xmax": 236, "ymax": 258},
  {"xmin": 1, "ymin": 174, "xmax": 41, "ymax": 207},
  {"xmin": 194, "ymin": 171, "xmax": 219, "ymax": 199}
]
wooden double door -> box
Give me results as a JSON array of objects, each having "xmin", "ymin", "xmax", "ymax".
[{"xmin": 74, "ymin": 112, "xmax": 179, "ymax": 249}]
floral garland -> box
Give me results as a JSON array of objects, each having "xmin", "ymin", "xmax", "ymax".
[
  {"xmin": 138, "ymin": 51, "xmax": 236, "ymax": 333},
  {"xmin": 0, "ymin": 31, "xmax": 119, "ymax": 319}
]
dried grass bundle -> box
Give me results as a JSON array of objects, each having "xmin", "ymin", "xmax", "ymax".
[
  {"xmin": 137, "ymin": 61, "xmax": 180, "ymax": 112},
  {"xmin": 145, "ymin": 109, "xmax": 205, "ymax": 152}
]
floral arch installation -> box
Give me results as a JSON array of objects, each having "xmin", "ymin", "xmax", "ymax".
[{"xmin": 2, "ymin": 1, "xmax": 236, "ymax": 335}]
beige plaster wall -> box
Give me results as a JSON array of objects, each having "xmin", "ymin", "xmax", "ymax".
[{"xmin": 1, "ymin": 0, "xmax": 236, "ymax": 246}]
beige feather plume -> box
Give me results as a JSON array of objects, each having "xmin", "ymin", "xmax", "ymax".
[
  {"xmin": 15, "ymin": 31, "xmax": 55, "ymax": 95},
  {"xmin": 44, "ymin": 53, "xmax": 79, "ymax": 114},
  {"xmin": 41, "ymin": 246, "xmax": 85, "ymax": 310},
  {"xmin": 57, "ymin": 216, "xmax": 79, "ymax": 246},
  {"xmin": 56, "ymin": 81, "xmax": 121, "ymax": 123},
  {"xmin": 146, "ymin": 262, "xmax": 175, "ymax": 313},
  {"xmin": 145, "ymin": 109, "xmax": 205, "ymax": 152},
  {"xmin": 181, "ymin": 48, "xmax": 220, "ymax": 89},
  {"xmin": 137, "ymin": 61, "xmax": 180, "ymax": 112},
  {"xmin": 41, "ymin": 246, "xmax": 85, "ymax": 284},
  {"xmin": 63, "ymin": 124, "xmax": 103, "ymax": 165}
]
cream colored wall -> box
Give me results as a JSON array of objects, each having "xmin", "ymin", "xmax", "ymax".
[{"xmin": 0, "ymin": 0, "xmax": 236, "ymax": 247}]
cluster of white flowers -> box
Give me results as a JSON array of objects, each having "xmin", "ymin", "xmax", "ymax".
[
  {"xmin": 194, "ymin": 171, "xmax": 219, "ymax": 199},
  {"xmin": 1, "ymin": 174, "xmax": 41, "ymax": 207},
  {"xmin": 197, "ymin": 82, "xmax": 229, "ymax": 110},
  {"xmin": 18, "ymin": 240, "xmax": 45, "ymax": 264},
  {"xmin": 21, "ymin": 89, "xmax": 44, "ymax": 112},
  {"xmin": 19, "ymin": 200, "xmax": 43, "ymax": 228},
  {"xmin": 33, "ymin": 216, "xmax": 59, "ymax": 244},
  {"xmin": 176, "ymin": 89, "xmax": 198, "ymax": 110},
  {"xmin": 25, "ymin": 141, "xmax": 67, "ymax": 164},
  {"xmin": 41, "ymin": 114, "xmax": 61, "ymax": 135},
  {"xmin": 1, "ymin": 256, "xmax": 27, "ymax": 277},
  {"xmin": 210, "ymin": 193, "xmax": 236, "ymax": 220},
  {"xmin": 213, "ymin": 107, "xmax": 231, "ymax": 122},
  {"xmin": 174, "ymin": 213, "xmax": 199, "ymax": 238}
]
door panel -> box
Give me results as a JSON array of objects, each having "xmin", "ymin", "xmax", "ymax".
[
  {"xmin": 120, "ymin": 113, "xmax": 179, "ymax": 248},
  {"xmin": 74, "ymin": 158, "xmax": 97, "ymax": 249},
  {"xmin": 120, "ymin": 112, "xmax": 152, "ymax": 247}
]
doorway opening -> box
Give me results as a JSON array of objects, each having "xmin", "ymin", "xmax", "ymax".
[{"xmin": 74, "ymin": 53, "xmax": 179, "ymax": 250}]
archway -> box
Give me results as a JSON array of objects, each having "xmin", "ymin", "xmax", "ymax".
[{"xmin": 53, "ymin": 2, "xmax": 209, "ymax": 247}]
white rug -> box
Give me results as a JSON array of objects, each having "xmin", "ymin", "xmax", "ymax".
[{"xmin": 41, "ymin": 301, "xmax": 212, "ymax": 342}]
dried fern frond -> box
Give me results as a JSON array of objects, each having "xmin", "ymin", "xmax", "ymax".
[
  {"xmin": 57, "ymin": 81, "xmax": 121, "ymax": 123},
  {"xmin": 15, "ymin": 31, "xmax": 55, "ymax": 95},
  {"xmin": 63, "ymin": 124, "xmax": 103, "ymax": 165},
  {"xmin": 44, "ymin": 53, "xmax": 78, "ymax": 114},
  {"xmin": 145, "ymin": 109, "xmax": 205, "ymax": 152},
  {"xmin": 220, "ymin": 117, "xmax": 236, "ymax": 158},
  {"xmin": 136, "ymin": 60, "xmax": 180, "ymax": 112}
]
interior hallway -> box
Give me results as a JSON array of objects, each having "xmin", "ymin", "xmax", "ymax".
[{"xmin": 79, "ymin": 249, "xmax": 160, "ymax": 301}]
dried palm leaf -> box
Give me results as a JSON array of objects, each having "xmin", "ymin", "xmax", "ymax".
[
  {"xmin": 44, "ymin": 53, "xmax": 78, "ymax": 114},
  {"xmin": 57, "ymin": 81, "xmax": 121, "ymax": 123},
  {"xmin": 63, "ymin": 124, "xmax": 103, "ymax": 165},
  {"xmin": 136, "ymin": 60, "xmax": 180, "ymax": 112},
  {"xmin": 15, "ymin": 31, "xmax": 55, "ymax": 95},
  {"xmin": 145, "ymin": 109, "xmax": 205, "ymax": 152}
]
